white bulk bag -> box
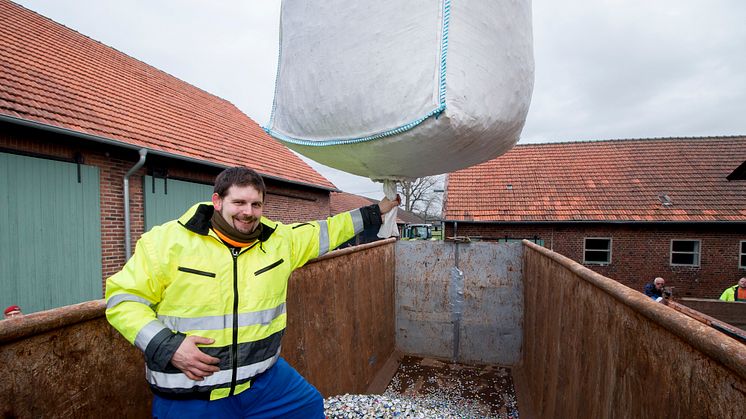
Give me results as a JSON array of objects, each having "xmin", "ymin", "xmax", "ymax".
[{"xmin": 265, "ymin": 0, "xmax": 534, "ymax": 180}]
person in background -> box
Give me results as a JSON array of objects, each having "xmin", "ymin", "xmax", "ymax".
[
  {"xmin": 105, "ymin": 166, "xmax": 400, "ymax": 419},
  {"xmin": 3, "ymin": 305, "xmax": 23, "ymax": 319},
  {"xmin": 643, "ymin": 277, "xmax": 666, "ymax": 302},
  {"xmin": 719, "ymin": 277, "xmax": 746, "ymax": 302}
]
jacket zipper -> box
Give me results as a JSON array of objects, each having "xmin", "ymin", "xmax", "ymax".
[
  {"xmin": 209, "ymin": 232, "xmax": 258, "ymax": 397},
  {"xmin": 229, "ymin": 247, "xmax": 240, "ymax": 396}
]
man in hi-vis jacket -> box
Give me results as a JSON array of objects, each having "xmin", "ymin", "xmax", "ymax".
[
  {"xmin": 106, "ymin": 166, "xmax": 399, "ymax": 418},
  {"xmin": 719, "ymin": 277, "xmax": 746, "ymax": 302}
]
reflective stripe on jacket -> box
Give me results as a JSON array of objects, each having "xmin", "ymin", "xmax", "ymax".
[{"xmin": 105, "ymin": 202, "xmax": 379, "ymax": 400}]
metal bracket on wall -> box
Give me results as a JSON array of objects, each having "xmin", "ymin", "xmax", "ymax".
[
  {"xmin": 74, "ymin": 152, "xmax": 84, "ymax": 183},
  {"xmin": 150, "ymin": 167, "xmax": 169, "ymax": 194}
]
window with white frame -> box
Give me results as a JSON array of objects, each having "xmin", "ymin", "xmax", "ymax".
[
  {"xmin": 740, "ymin": 241, "xmax": 746, "ymax": 269},
  {"xmin": 584, "ymin": 238, "xmax": 612, "ymax": 265},
  {"xmin": 670, "ymin": 240, "xmax": 700, "ymax": 266}
]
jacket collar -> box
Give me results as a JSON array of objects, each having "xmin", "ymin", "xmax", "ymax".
[{"xmin": 178, "ymin": 202, "xmax": 276, "ymax": 241}]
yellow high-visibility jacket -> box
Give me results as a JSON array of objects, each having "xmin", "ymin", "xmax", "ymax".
[
  {"xmin": 719, "ymin": 284, "xmax": 743, "ymax": 302},
  {"xmin": 105, "ymin": 202, "xmax": 381, "ymax": 400}
]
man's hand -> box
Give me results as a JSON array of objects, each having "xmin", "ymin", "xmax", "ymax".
[
  {"xmin": 378, "ymin": 195, "xmax": 401, "ymax": 214},
  {"xmin": 171, "ymin": 335, "xmax": 221, "ymax": 381}
]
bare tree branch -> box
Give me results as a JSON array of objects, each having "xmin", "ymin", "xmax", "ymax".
[{"xmin": 400, "ymin": 176, "xmax": 444, "ymax": 219}]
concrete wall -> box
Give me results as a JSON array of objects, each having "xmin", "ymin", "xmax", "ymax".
[
  {"xmin": 517, "ymin": 241, "xmax": 746, "ymax": 419},
  {"xmin": 0, "ymin": 240, "xmax": 395, "ymax": 417},
  {"xmin": 395, "ymin": 241, "xmax": 524, "ymax": 365}
]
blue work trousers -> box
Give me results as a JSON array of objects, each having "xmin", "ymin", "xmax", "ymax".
[{"xmin": 152, "ymin": 358, "xmax": 324, "ymax": 419}]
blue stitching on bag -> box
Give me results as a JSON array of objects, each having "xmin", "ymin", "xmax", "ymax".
[
  {"xmin": 439, "ymin": 0, "xmax": 450, "ymax": 107},
  {"xmin": 264, "ymin": 0, "xmax": 451, "ymax": 147}
]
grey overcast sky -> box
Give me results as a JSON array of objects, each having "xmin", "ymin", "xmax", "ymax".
[{"xmin": 13, "ymin": 0, "xmax": 746, "ymax": 198}]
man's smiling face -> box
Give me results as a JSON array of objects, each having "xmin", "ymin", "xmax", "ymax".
[{"xmin": 212, "ymin": 185, "xmax": 264, "ymax": 234}]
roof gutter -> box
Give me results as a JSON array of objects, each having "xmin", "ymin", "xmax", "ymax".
[
  {"xmin": 124, "ymin": 149, "xmax": 147, "ymax": 259},
  {"xmin": 0, "ymin": 113, "xmax": 338, "ymax": 192},
  {"xmin": 442, "ymin": 219, "xmax": 746, "ymax": 225}
]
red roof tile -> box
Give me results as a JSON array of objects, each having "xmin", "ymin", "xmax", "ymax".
[
  {"xmin": 330, "ymin": 191, "xmax": 424, "ymax": 224},
  {"xmin": 330, "ymin": 191, "xmax": 378, "ymax": 214},
  {"xmin": 0, "ymin": 0, "xmax": 335, "ymax": 190},
  {"xmin": 445, "ymin": 137, "xmax": 746, "ymax": 222}
]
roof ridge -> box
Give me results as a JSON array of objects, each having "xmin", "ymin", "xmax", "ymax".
[
  {"xmin": 445, "ymin": 135, "xmax": 746, "ymax": 222},
  {"xmin": 516, "ymin": 135, "xmax": 746, "ymax": 147}
]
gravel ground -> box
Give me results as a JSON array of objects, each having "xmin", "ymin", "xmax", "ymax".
[
  {"xmin": 323, "ymin": 356, "xmax": 519, "ymax": 418},
  {"xmin": 324, "ymin": 393, "xmax": 495, "ymax": 418}
]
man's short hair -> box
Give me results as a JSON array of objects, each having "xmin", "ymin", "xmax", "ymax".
[
  {"xmin": 214, "ymin": 167, "xmax": 266, "ymax": 200},
  {"xmin": 654, "ymin": 277, "xmax": 665, "ymax": 285}
]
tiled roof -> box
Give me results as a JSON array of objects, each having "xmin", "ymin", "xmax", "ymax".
[
  {"xmin": 330, "ymin": 191, "xmax": 377, "ymax": 214},
  {"xmin": 395, "ymin": 208, "xmax": 427, "ymax": 225},
  {"xmin": 330, "ymin": 191, "xmax": 424, "ymax": 224},
  {"xmin": 0, "ymin": 0, "xmax": 335, "ymax": 190},
  {"xmin": 445, "ymin": 137, "xmax": 746, "ymax": 222}
]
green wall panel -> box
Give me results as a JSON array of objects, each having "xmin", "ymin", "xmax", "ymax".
[
  {"xmin": 144, "ymin": 176, "xmax": 213, "ymax": 231},
  {"xmin": 0, "ymin": 152, "xmax": 101, "ymax": 314}
]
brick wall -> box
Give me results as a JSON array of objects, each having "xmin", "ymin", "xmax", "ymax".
[
  {"xmin": 1, "ymin": 123, "xmax": 332, "ymax": 296},
  {"xmin": 445, "ymin": 221, "xmax": 746, "ymax": 299},
  {"xmin": 87, "ymin": 153, "xmax": 133, "ymax": 284},
  {"xmin": 263, "ymin": 180, "xmax": 331, "ymax": 223}
]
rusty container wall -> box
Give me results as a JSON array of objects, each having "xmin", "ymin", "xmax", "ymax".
[
  {"xmin": 678, "ymin": 298, "xmax": 746, "ymax": 330},
  {"xmin": 0, "ymin": 240, "xmax": 395, "ymax": 417},
  {"xmin": 517, "ymin": 241, "xmax": 746, "ymax": 419},
  {"xmin": 0, "ymin": 301, "xmax": 150, "ymax": 418},
  {"xmin": 283, "ymin": 239, "xmax": 396, "ymax": 396},
  {"xmin": 395, "ymin": 241, "xmax": 523, "ymax": 365}
]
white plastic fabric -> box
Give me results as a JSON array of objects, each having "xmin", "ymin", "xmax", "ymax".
[
  {"xmin": 377, "ymin": 180, "xmax": 400, "ymax": 238},
  {"xmin": 265, "ymin": 0, "xmax": 534, "ymax": 180}
]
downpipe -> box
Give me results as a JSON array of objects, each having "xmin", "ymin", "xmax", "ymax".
[{"xmin": 124, "ymin": 149, "xmax": 147, "ymax": 259}]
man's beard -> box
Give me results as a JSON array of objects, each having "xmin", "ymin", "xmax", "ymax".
[{"xmin": 234, "ymin": 216, "xmax": 257, "ymax": 233}]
